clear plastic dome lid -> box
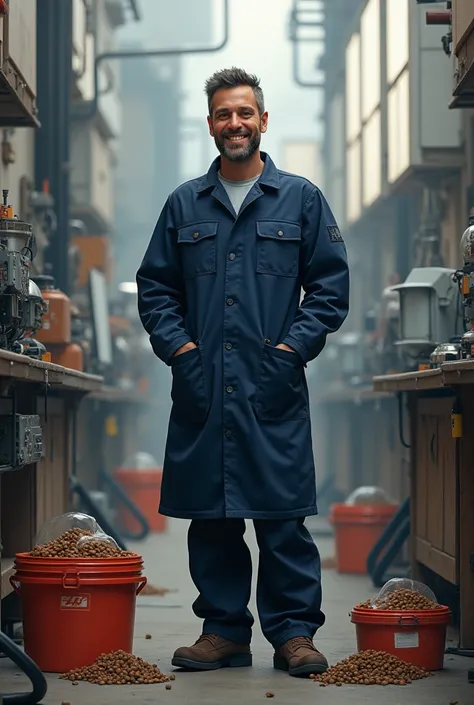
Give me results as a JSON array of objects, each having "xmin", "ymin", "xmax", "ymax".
[
  {"xmin": 35, "ymin": 512, "xmax": 103, "ymax": 547},
  {"xmin": 370, "ymin": 578, "xmax": 438, "ymax": 609},
  {"xmin": 121, "ymin": 452, "xmax": 159, "ymax": 470},
  {"xmin": 76, "ymin": 532, "xmax": 119, "ymax": 552},
  {"xmin": 345, "ymin": 486, "xmax": 394, "ymax": 506}
]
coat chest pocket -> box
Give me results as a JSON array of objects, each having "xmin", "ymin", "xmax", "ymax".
[
  {"xmin": 256, "ymin": 220, "xmax": 301, "ymax": 277},
  {"xmin": 177, "ymin": 221, "xmax": 219, "ymax": 279}
]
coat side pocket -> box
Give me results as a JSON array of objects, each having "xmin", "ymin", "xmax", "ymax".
[
  {"xmin": 254, "ymin": 344, "xmax": 308, "ymax": 421},
  {"xmin": 170, "ymin": 347, "xmax": 209, "ymax": 423}
]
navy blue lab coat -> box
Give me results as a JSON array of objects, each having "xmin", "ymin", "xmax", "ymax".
[{"xmin": 136, "ymin": 152, "xmax": 349, "ymax": 520}]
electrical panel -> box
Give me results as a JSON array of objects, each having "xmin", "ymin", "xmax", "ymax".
[{"xmin": 0, "ymin": 414, "xmax": 44, "ymax": 471}]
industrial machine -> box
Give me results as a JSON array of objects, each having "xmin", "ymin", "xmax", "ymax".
[
  {"xmin": 391, "ymin": 267, "xmax": 463, "ymax": 371},
  {"xmin": 0, "ymin": 412, "xmax": 43, "ymax": 471},
  {"xmin": 456, "ymin": 214, "xmax": 474, "ymax": 358},
  {"xmin": 34, "ymin": 274, "xmax": 84, "ymax": 371},
  {"xmin": 0, "ymin": 189, "xmax": 47, "ymax": 356}
]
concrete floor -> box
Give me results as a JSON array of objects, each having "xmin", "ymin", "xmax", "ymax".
[{"xmin": 1, "ymin": 517, "xmax": 472, "ymax": 704}]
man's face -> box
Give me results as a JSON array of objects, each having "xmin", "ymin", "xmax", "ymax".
[{"xmin": 207, "ymin": 86, "xmax": 268, "ymax": 162}]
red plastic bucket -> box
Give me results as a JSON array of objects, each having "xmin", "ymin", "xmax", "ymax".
[
  {"xmin": 115, "ymin": 467, "xmax": 167, "ymax": 533},
  {"xmin": 329, "ymin": 504, "xmax": 398, "ymax": 574},
  {"xmin": 351, "ymin": 605, "xmax": 451, "ymax": 671},
  {"xmin": 10, "ymin": 553, "xmax": 147, "ymax": 672}
]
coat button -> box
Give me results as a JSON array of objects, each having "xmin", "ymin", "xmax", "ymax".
[
  {"xmin": 225, "ymin": 343, "xmax": 232, "ymax": 350},
  {"xmin": 226, "ymin": 298, "xmax": 234, "ymax": 306},
  {"xmin": 226, "ymin": 385, "xmax": 234, "ymax": 393},
  {"xmin": 277, "ymin": 230, "xmax": 284, "ymax": 237},
  {"xmin": 228, "ymin": 253, "xmax": 236, "ymax": 261},
  {"xmin": 225, "ymin": 429, "xmax": 232, "ymax": 438},
  {"xmin": 193, "ymin": 232, "xmax": 199, "ymax": 239}
]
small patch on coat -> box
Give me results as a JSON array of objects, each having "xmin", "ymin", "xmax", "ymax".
[{"xmin": 327, "ymin": 225, "xmax": 343, "ymax": 243}]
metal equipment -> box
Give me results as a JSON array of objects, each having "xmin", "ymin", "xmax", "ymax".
[
  {"xmin": 391, "ymin": 267, "xmax": 463, "ymax": 370},
  {"xmin": 456, "ymin": 215, "xmax": 474, "ymax": 358},
  {"xmin": 0, "ymin": 413, "xmax": 43, "ymax": 471},
  {"xmin": 33, "ymin": 273, "xmax": 84, "ymax": 370},
  {"xmin": 0, "ymin": 190, "xmax": 47, "ymax": 355}
]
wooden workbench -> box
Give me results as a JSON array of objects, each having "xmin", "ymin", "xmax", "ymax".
[
  {"xmin": 0, "ymin": 350, "xmax": 103, "ymax": 605},
  {"xmin": 373, "ymin": 361, "xmax": 474, "ymax": 650},
  {"xmin": 311, "ymin": 381, "xmax": 409, "ymax": 505}
]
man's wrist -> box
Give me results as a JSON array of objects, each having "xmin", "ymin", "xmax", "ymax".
[
  {"xmin": 173, "ymin": 341, "xmax": 197, "ymax": 357},
  {"xmin": 276, "ymin": 343, "xmax": 296, "ymax": 353}
]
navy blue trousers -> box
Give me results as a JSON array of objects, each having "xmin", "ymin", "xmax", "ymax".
[{"xmin": 188, "ymin": 518, "xmax": 325, "ymax": 649}]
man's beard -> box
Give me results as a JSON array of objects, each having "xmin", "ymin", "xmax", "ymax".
[{"xmin": 214, "ymin": 129, "xmax": 261, "ymax": 162}]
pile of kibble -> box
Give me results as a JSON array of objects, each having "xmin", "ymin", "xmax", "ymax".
[
  {"xmin": 312, "ymin": 650, "xmax": 431, "ymax": 686},
  {"xmin": 59, "ymin": 650, "xmax": 174, "ymax": 686},
  {"xmin": 28, "ymin": 528, "xmax": 136, "ymax": 559},
  {"xmin": 356, "ymin": 587, "xmax": 440, "ymax": 611}
]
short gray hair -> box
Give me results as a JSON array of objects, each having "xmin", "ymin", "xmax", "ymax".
[{"xmin": 204, "ymin": 67, "xmax": 265, "ymax": 116}]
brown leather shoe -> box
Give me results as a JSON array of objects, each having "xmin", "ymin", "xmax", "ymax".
[
  {"xmin": 172, "ymin": 634, "xmax": 252, "ymax": 671},
  {"xmin": 273, "ymin": 636, "xmax": 328, "ymax": 677}
]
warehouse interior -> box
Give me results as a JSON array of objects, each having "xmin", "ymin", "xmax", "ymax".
[{"xmin": 1, "ymin": 0, "xmax": 474, "ymax": 703}]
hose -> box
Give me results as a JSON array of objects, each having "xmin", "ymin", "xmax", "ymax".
[{"xmin": 0, "ymin": 631, "xmax": 48, "ymax": 704}]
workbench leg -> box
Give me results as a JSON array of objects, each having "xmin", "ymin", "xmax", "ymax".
[
  {"xmin": 408, "ymin": 394, "xmax": 422, "ymax": 581},
  {"xmin": 458, "ymin": 388, "xmax": 474, "ymax": 651}
]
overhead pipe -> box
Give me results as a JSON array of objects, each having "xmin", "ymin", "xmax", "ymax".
[
  {"xmin": 289, "ymin": 0, "xmax": 324, "ymax": 89},
  {"xmin": 426, "ymin": 11, "xmax": 452, "ymax": 25},
  {"xmin": 127, "ymin": 0, "xmax": 141, "ymax": 21},
  {"xmin": 75, "ymin": 0, "xmax": 230, "ymax": 121}
]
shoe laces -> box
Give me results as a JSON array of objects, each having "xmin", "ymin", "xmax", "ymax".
[
  {"xmin": 195, "ymin": 634, "xmax": 222, "ymax": 647},
  {"xmin": 287, "ymin": 636, "xmax": 315, "ymax": 654}
]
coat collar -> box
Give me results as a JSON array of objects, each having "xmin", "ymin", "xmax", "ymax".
[{"xmin": 196, "ymin": 151, "xmax": 280, "ymax": 193}]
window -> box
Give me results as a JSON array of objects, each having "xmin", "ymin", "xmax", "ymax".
[
  {"xmin": 387, "ymin": 69, "xmax": 410, "ymax": 183},
  {"xmin": 346, "ymin": 33, "xmax": 361, "ymax": 143},
  {"xmin": 387, "ymin": 0, "xmax": 409, "ymax": 85},
  {"xmin": 347, "ymin": 138, "xmax": 361, "ymax": 223},
  {"xmin": 361, "ymin": 0, "xmax": 381, "ymax": 121},
  {"xmin": 362, "ymin": 108, "xmax": 381, "ymax": 207}
]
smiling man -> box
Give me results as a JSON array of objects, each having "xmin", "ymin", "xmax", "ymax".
[{"xmin": 136, "ymin": 67, "xmax": 350, "ymax": 677}]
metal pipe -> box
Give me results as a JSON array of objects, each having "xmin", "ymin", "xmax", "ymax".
[
  {"xmin": 35, "ymin": 0, "xmax": 73, "ymax": 294},
  {"xmin": 128, "ymin": 0, "xmax": 141, "ymax": 21},
  {"xmin": 426, "ymin": 10, "xmax": 452, "ymax": 25},
  {"xmin": 75, "ymin": 0, "xmax": 230, "ymax": 121},
  {"xmin": 290, "ymin": 0, "xmax": 324, "ymax": 89}
]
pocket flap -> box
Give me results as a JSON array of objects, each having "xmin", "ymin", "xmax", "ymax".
[
  {"xmin": 178, "ymin": 221, "xmax": 219, "ymax": 244},
  {"xmin": 256, "ymin": 221, "xmax": 301, "ymax": 242}
]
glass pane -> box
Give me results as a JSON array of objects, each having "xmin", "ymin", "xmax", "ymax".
[
  {"xmin": 387, "ymin": 69, "xmax": 410, "ymax": 183},
  {"xmin": 347, "ymin": 138, "xmax": 361, "ymax": 223},
  {"xmin": 363, "ymin": 108, "xmax": 381, "ymax": 207},
  {"xmin": 387, "ymin": 0, "xmax": 409, "ymax": 84},
  {"xmin": 361, "ymin": 0, "xmax": 381, "ymax": 120},
  {"xmin": 346, "ymin": 33, "xmax": 361, "ymax": 142}
]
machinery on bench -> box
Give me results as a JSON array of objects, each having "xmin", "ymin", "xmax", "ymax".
[
  {"xmin": 0, "ymin": 189, "xmax": 47, "ymax": 358},
  {"xmin": 0, "ymin": 190, "xmax": 45, "ymax": 474}
]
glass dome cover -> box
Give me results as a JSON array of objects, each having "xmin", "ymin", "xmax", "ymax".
[
  {"xmin": 121, "ymin": 451, "xmax": 159, "ymax": 470},
  {"xmin": 35, "ymin": 512, "xmax": 103, "ymax": 547},
  {"xmin": 370, "ymin": 578, "xmax": 438, "ymax": 609},
  {"xmin": 345, "ymin": 486, "xmax": 394, "ymax": 506}
]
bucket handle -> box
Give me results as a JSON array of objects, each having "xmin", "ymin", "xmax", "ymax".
[
  {"xmin": 63, "ymin": 571, "xmax": 82, "ymax": 589},
  {"xmin": 9, "ymin": 577, "xmax": 20, "ymax": 594},
  {"xmin": 397, "ymin": 615, "xmax": 419, "ymax": 626},
  {"xmin": 136, "ymin": 578, "xmax": 148, "ymax": 595}
]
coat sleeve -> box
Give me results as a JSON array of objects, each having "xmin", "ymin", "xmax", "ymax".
[
  {"xmin": 281, "ymin": 187, "xmax": 350, "ymax": 364},
  {"xmin": 136, "ymin": 196, "xmax": 193, "ymax": 365}
]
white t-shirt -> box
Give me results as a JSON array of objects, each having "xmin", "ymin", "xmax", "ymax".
[{"xmin": 218, "ymin": 171, "xmax": 259, "ymax": 215}]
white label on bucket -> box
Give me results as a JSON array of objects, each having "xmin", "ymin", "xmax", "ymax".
[
  {"xmin": 60, "ymin": 594, "xmax": 90, "ymax": 611},
  {"xmin": 394, "ymin": 632, "xmax": 419, "ymax": 649}
]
